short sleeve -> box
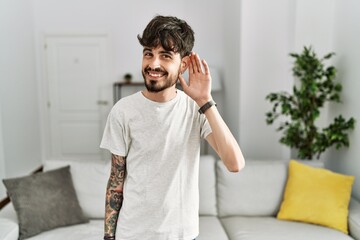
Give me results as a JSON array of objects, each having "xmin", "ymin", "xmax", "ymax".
[
  {"xmin": 200, "ymin": 114, "xmax": 212, "ymax": 139},
  {"xmin": 100, "ymin": 109, "xmax": 129, "ymax": 157}
]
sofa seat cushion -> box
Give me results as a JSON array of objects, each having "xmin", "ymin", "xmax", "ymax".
[
  {"xmin": 23, "ymin": 217, "xmax": 227, "ymax": 240},
  {"xmin": 26, "ymin": 220, "xmax": 103, "ymax": 240},
  {"xmin": 220, "ymin": 216, "xmax": 354, "ymax": 240},
  {"xmin": 198, "ymin": 216, "xmax": 228, "ymax": 240},
  {"xmin": 0, "ymin": 205, "xmax": 228, "ymax": 240},
  {"xmin": 349, "ymin": 198, "xmax": 360, "ymax": 240}
]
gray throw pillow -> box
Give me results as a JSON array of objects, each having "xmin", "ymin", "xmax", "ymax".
[{"xmin": 2, "ymin": 166, "xmax": 89, "ymax": 240}]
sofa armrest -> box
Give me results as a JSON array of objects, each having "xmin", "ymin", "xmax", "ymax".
[
  {"xmin": 0, "ymin": 218, "xmax": 18, "ymax": 240},
  {"xmin": 349, "ymin": 198, "xmax": 360, "ymax": 240}
]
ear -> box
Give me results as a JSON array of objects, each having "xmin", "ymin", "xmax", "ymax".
[{"xmin": 180, "ymin": 55, "xmax": 190, "ymax": 74}]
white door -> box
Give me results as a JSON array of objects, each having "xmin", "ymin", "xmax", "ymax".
[{"xmin": 45, "ymin": 35, "xmax": 112, "ymax": 160}]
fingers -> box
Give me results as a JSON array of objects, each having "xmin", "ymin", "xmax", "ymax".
[
  {"xmin": 195, "ymin": 54, "xmax": 202, "ymax": 73},
  {"xmin": 189, "ymin": 52, "xmax": 208, "ymax": 75},
  {"xmin": 188, "ymin": 55, "xmax": 194, "ymax": 74},
  {"xmin": 202, "ymin": 59, "xmax": 210, "ymax": 75}
]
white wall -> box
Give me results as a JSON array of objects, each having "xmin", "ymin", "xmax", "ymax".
[
  {"xmin": 223, "ymin": 0, "xmax": 241, "ymax": 141},
  {"xmin": 294, "ymin": 0, "xmax": 335, "ymax": 55},
  {"xmin": 0, "ymin": 0, "xmax": 226, "ymax": 183},
  {"xmin": 237, "ymin": 0, "xmax": 360, "ymax": 199},
  {"xmin": 0, "ymin": 0, "xmax": 42, "ymax": 185},
  {"xmin": 326, "ymin": 0, "xmax": 360, "ymax": 200},
  {"xmin": 292, "ymin": 0, "xmax": 336, "ymax": 150},
  {"xmin": 239, "ymin": 0, "xmax": 294, "ymax": 160},
  {"xmin": 238, "ymin": 0, "xmax": 341, "ymax": 161},
  {"xmin": 31, "ymin": 0, "xmax": 226, "ymax": 159},
  {"xmin": 32, "ymin": 0, "xmax": 225, "ymax": 85}
]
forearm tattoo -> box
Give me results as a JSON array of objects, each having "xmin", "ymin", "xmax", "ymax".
[{"xmin": 104, "ymin": 154, "xmax": 126, "ymax": 237}]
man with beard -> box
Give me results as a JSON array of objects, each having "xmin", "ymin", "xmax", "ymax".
[{"xmin": 100, "ymin": 15, "xmax": 245, "ymax": 240}]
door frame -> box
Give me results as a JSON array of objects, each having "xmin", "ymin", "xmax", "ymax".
[{"xmin": 36, "ymin": 32, "xmax": 115, "ymax": 162}]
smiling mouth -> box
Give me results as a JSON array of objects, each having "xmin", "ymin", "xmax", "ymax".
[
  {"xmin": 148, "ymin": 72, "xmax": 165, "ymax": 78},
  {"xmin": 144, "ymin": 66, "xmax": 167, "ymax": 79},
  {"xmin": 146, "ymin": 70, "xmax": 167, "ymax": 79}
]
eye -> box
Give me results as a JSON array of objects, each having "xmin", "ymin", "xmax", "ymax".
[
  {"xmin": 143, "ymin": 52, "xmax": 153, "ymax": 57},
  {"xmin": 162, "ymin": 54, "xmax": 172, "ymax": 59}
]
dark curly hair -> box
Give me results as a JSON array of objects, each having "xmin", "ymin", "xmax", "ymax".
[{"xmin": 138, "ymin": 15, "xmax": 195, "ymax": 58}]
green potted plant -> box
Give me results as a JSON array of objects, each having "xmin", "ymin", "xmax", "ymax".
[
  {"xmin": 123, "ymin": 73, "xmax": 132, "ymax": 83},
  {"xmin": 265, "ymin": 46, "xmax": 355, "ymax": 160}
]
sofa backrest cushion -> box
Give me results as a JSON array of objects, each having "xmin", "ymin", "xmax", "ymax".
[
  {"xmin": 44, "ymin": 156, "xmax": 217, "ymax": 219},
  {"xmin": 199, "ymin": 155, "xmax": 217, "ymax": 216},
  {"xmin": 216, "ymin": 159, "xmax": 288, "ymax": 217},
  {"xmin": 43, "ymin": 159, "xmax": 110, "ymax": 219}
]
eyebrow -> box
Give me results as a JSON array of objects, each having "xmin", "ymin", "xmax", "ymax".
[
  {"xmin": 142, "ymin": 47, "xmax": 175, "ymax": 55},
  {"xmin": 160, "ymin": 50, "xmax": 174, "ymax": 55},
  {"xmin": 143, "ymin": 47, "xmax": 152, "ymax": 53}
]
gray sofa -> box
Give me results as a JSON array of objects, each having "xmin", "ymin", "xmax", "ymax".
[
  {"xmin": 1, "ymin": 155, "xmax": 360, "ymax": 240},
  {"xmin": 199, "ymin": 156, "xmax": 360, "ymax": 240}
]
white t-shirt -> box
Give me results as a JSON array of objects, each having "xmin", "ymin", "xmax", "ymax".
[{"xmin": 100, "ymin": 90, "xmax": 212, "ymax": 240}]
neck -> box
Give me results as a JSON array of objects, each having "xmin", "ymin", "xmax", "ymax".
[{"xmin": 142, "ymin": 85, "xmax": 177, "ymax": 103}]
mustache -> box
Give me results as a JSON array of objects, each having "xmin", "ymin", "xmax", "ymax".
[{"xmin": 144, "ymin": 66, "xmax": 166, "ymax": 73}]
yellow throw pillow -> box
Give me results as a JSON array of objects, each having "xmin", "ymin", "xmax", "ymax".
[{"xmin": 277, "ymin": 160, "xmax": 355, "ymax": 234}]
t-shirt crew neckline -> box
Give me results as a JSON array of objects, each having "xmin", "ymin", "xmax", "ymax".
[{"xmin": 139, "ymin": 90, "xmax": 181, "ymax": 107}]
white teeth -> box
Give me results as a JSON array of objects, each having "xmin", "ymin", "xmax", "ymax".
[{"xmin": 149, "ymin": 72, "xmax": 163, "ymax": 77}]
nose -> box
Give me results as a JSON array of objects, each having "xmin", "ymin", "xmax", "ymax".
[{"xmin": 148, "ymin": 55, "xmax": 161, "ymax": 69}]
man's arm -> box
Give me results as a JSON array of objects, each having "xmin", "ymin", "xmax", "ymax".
[
  {"xmin": 104, "ymin": 154, "xmax": 126, "ymax": 239},
  {"xmin": 204, "ymin": 109, "xmax": 244, "ymax": 172},
  {"xmin": 179, "ymin": 52, "xmax": 245, "ymax": 172}
]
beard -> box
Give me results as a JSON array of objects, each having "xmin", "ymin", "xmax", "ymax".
[{"xmin": 142, "ymin": 66, "xmax": 179, "ymax": 93}]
